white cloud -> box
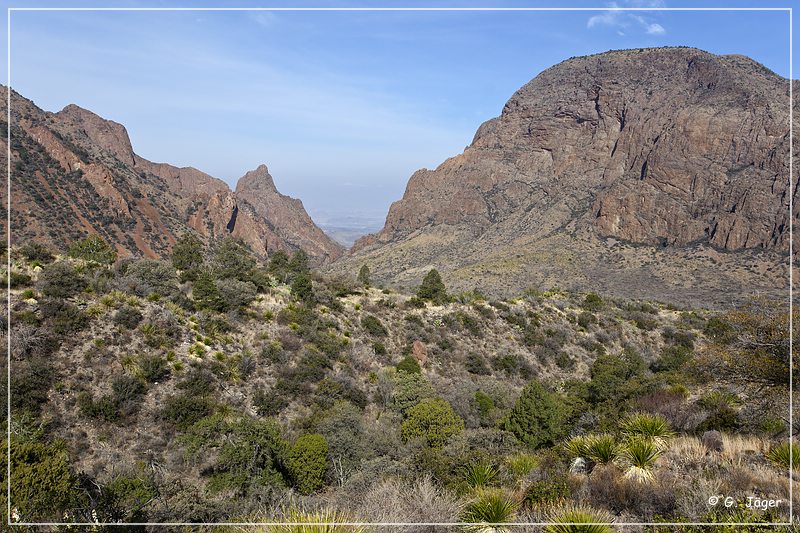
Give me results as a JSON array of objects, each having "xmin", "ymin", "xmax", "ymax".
[{"xmin": 587, "ymin": 1, "xmax": 667, "ymax": 35}]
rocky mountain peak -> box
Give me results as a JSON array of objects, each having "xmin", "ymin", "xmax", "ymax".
[
  {"xmin": 235, "ymin": 163, "xmax": 278, "ymax": 194},
  {"xmin": 54, "ymin": 103, "xmax": 136, "ymax": 165}
]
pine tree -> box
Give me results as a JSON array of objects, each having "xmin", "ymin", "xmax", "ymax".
[{"xmin": 417, "ymin": 269, "xmax": 447, "ymax": 303}]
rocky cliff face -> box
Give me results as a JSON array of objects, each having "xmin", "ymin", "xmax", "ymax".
[
  {"xmin": 339, "ymin": 48, "xmax": 796, "ymax": 306},
  {"xmin": 1, "ymin": 89, "xmax": 343, "ymax": 263}
]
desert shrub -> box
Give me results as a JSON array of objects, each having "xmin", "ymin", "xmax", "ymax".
[
  {"xmin": 113, "ymin": 305, "xmax": 143, "ymax": 330},
  {"xmin": 192, "ymin": 271, "xmax": 225, "ymax": 311},
  {"xmin": 111, "ymin": 375, "xmax": 147, "ymax": 417},
  {"xmin": 316, "ymin": 401, "xmax": 366, "ymax": 484},
  {"xmin": 629, "ymin": 311, "xmax": 658, "ymax": 331},
  {"xmin": 391, "ymin": 371, "xmax": 436, "ymax": 414},
  {"xmin": 291, "ymin": 272, "xmax": 314, "ymax": 303},
  {"xmin": 177, "ymin": 367, "xmax": 217, "ymax": 397},
  {"xmin": 116, "ymin": 259, "xmax": 178, "ymax": 299},
  {"xmin": 139, "ymin": 355, "xmax": 170, "ymax": 383},
  {"xmin": 9, "ymin": 438, "xmax": 82, "ymax": 522},
  {"xmin": 161, "ymin": 394, "xmax": 216, "ymax": 430},
  {"xmin": 651, "ymin": 345, "xmax": 692, "ymax": 373},
  {"xmin": 211, "ymin": 237, "xmax": 255, "ymax": 281},
  {"xmin": 465, "ymin": 353, "xmax": 490, "ymax": 375},
  {"xmin": 662, "ymin": 327, "xmax": 695, "ymax": 349},
  {"xmin": 372, "ymin": 341, "xmax": 387, "ymax": 356},
  {"xmin": 545, "ymin": 504, "xmax": 614, "ymax": 533},
  {"xmin": 68, "ymin": 234, "xmax": 117, "ymax": 265},
  {"xmin": 588, "ymin": 350, "xmax": 653, "ymax": 424},
  {"xmin": 20, "ymin": 241, "xmax": 54, "ymax": 263},
  {"xmin": 582, "ymin": 293, "xmax": 604, "ymax": 311},
  {"xmin": 417, "ymin": 269, "xmax": 448, "ymax": 304},
  {"xmin": 314, "ymin": 378, "xmax": 367, "ymax": 409},
  {"xmin": 577, "ymin": 311, "xmax": 597, "ymax": 329},
  {"xmin": 472, "ymin": 391, "xmax": 496, "ymax": 425},
  {"xmin": 287, "ymin": 433, "xmax": 329, "ymax": 494},
  {"xmin": 524, "ymin": 475, "xmax": 571, "ymax": 506},
  {"xmin": 502, "ymin": 379, "xmax": 566, "ymax": 449},
  {"xmin": 10, "ymin": 270, "xmax": 32, "ymax": 288},
  {"xmin": 254, "ymin": 386, "xmax": 290, "ymax": 417},
  {"xmin": 217, "ymin": 278, "xmax": 257, "ymax": 310},
  {"xmin": 361, "ymin": 314, "xmax": 388, "ymax": 337},
  {"xmin": 78, "ymin": 393, "xmax": 119, "ymax": 422},
  {"xmin": 103, "ymin": 473, "xmax": 157, "ymax": 522},
  {"xmin": 492, "ymin": 353, "xmax": 534, "ymax": 379},
  {"xmin": 396, "ymin": 356, "xmax": 421, "ymax": 374},
  {"xmin": 38, "ymin": 261, "xmax": 87, "ymax": 298},
  {"xmin": 11, "ymin": 359, "xmax": 54, "ymax": 416},
  {"xmin": 357, "ymin": 264, "xmax": 371, "ymax": 287},
  {"xmin": 704, "ymin": 315, "xmax": 734, "ymax": 341},
  {"xmin": 406, "ymin": 296, "xmax": 427, "ymax": 309},
  {"xmin": 171, "ymin": 233, "xmax": 205, "ymax": 281},
  {"xmin": 401, "ymin": 398, "xmax": 464, "ymax": 448},
  {"xmin": 40, "ymin": 298, "xmax": 88, "ymax": 334}
]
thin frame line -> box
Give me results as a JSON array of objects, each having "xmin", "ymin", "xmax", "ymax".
[{"xmin": 5, "ymin": 4, "xmax": 795, "ymax": 527}]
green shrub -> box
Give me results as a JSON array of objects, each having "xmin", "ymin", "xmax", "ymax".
[
  {"xmin": 212, "ymin": 237, "xmax": 256, "ymax": 281},
  {"xmin": 113, "ymin": 305, "xmax": 143, "ymax": 329},
  {"xmin": 10, "ymin": 270, "xmax": 32, "ymax": 288},
  {"xmin": 524, "ymin": 475, "xmax": 571, "ymax": 506},
  {"xmin": 361, "ymin": 314, "xmax": 388, "ymax": 337},
  {"xmin": 391, "ymin": 370, "xmax": 436, "ymax": 414},
  {"xmin": 171, "ymin": 233, "xmax": 205, "ymax": 281},
  {"xmin": 287, "ymin": 433, "xmax": 329, "ymax": 494},
  {"xmin": 9, "ymin": 438, "xmax": 82, "ymax": 521},
  {"xmin": 396, "ymin": 355, "xmax": 421, "ymax": 374},
  {"xmin": 103, "ymin": 474, "xmax": 157, "ymax": 521},
  {"xmin": 618, "ymin": 413, "xmax": 674, "ymax": 448},
  {"xmin": 161, "ymin": 394, "xmax": 215, "ymax": 430},
  {"xmin": 416, "ymin": 269, "xmax": 447, "ymax": 304},
  {"xmin": 217, "ymin": 278, "xmax": 257, "ymax": 310},
  {"xmin": 582, "ymin": 293, "xmax": 603, "ymax": 311},
  {"xmin": 357, "ymin": 264, "xmax": 371, "ymax": 287},
  {"xmin": 38, "ymin": 261, "xmax": 87, "ymax": 298},
  {"xmin": 116, "ymin": 259, "xmax": 178, "ymax": 299},
  {"xmin": 192, "ymin": 271, "xmax": 225, "ymax": 311},
  {"xmin": 68, "ymin": 234, "xmax": 117, "ymax": 265},
  {"xmin": 401, "ymin": 398, "xmax": 463, "ymax": 448},
  {"xmin": 577, "ymin": 311, "xmax": 597, "ymax": 329},
  {"xmin": 20, "ymin": 242, "xmax": 54, "ymax": 263},
  {"xmin": 502, "ymin": 379, "xmax": 566, "ymax": 449},
  {"xmin": 465, "ymin": 353, "xmax": 491, "ymax": 375},
  {"xmin": 40, "ymin": 298, "xmax": 88, "ymax": 334},
  {"xmin": 139, "ymin": 355, "xmax": 170, "ymax": 383},
  {"xmin": 766, "ymin": 441, "xmax": 799, "ymax": 471},
  {"xmin": 372, "ymin": 341, "xmax": 387, "ymax": 356},
  {"xmin": 463, "ymin": 462, "xmax": 498, "ymax": 489},
  {"xmin": 291, "ymin": 272, "xmax": 314, "ymax": 303}
]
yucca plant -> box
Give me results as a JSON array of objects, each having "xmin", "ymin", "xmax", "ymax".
[
  {"xmin": 585, "ymin": 434, "xmax": 619, "ymax": 465},
  {"xmin": 545, "ymin": 504, "xmax": 615, "ymax": 533},
  {"xmin": 461, "ymin": 488, "xmax": 518, "ymax": 533},
  {"xmin": 766, "ymin": 441, "xmax": 800, "ymax": 472},
  {"xmin": 619, "ymin": 413, "xmax": 674, "ymax": 449},
  {"xmin": 564, "ymin": 435, "xmax": 590, "ymax": 459},
  {"xmin": 618, "ymin": 437, "xmax": 662, "ymax": 483},
  {"xmin": 505, "ymin": 453, "xmax": 540, "ymax": 479},
  {"xmin": 464, "ymin": 462, "xmax": 499, "ymax": 489},
  {"xmin": 233, "ymin": 507, "xmax": 367, "ymax": 533}
]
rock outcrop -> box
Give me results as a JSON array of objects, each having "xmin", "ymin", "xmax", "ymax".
[
  {"xmin": 1, "ymin": 89, "xmax": 344, "ymax": 263},
  {"xmin": 337, "ymin": 48, "xmax": 796, "ymax": 306}
]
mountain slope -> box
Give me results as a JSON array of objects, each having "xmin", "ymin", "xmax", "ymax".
[
  {"xmin": 1, "ymin": 89, "xmax": 344, "ymax": 263},
  {"xmin": 334, "ymin": 48, "xmax": 796, "ymax": 307}
]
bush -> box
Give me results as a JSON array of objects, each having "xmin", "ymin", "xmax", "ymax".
[
  {"xmin": 113, "ymin": 305, "xmax": 143, "ymax": 330},
  {"xmin": 171, "ymin": 233, "xmax": 205, "ymax": 281},
  {"xmin": 111, "ymin": 375, "xmax": 147, "ymax": 417},
  {"xmin": 524, "ymin": 475, "xmax": 571, "ymax": 506},
  {"xmin": 401, "ymin": 398, "xmax": 464, "ymax": 448},
  {"xmin": 10, "ymin": 270, "xmax": 32, "ymax": 288},
  {"xmin": 291, "ymin": 272, "xmax": 314, "ymax": 303},
  {"xmin": 116, "ymin": 259, "xmax": 178, "ymax": 299},
  {"xmin": 139, "ymin": 355, "xmax": 170, "ymax": 383},
  {"xmin": 212, "ymin": 237, "xmax": 255, "ymax": 281},
  {"xmin": 465, "ymin": 353, "xmax": 490, "ymax": 375},
  {"xmin": 217, "ymin": 278, "xmax": 257, "ymax": 310},
  {"xmin": 502, "ymin": 379, "xmax": 566, "ymax": 449},
  {"xmin": 9, "ymin": 439, "xmax": 82, "ymax": 521},
  {"xmin": 391, "ymin": 371, "xmax": 436, "ymax": 414},
  {"xmin": 161, "ymin": 394, "xmax": 216, "ymax": 430},
  {"xmin": 20, "ymin": 242, "xmax": 54, "ymax": 263},
  {"xmin": 40, "ymin": 298, "xmax": 88, "ymax": 334},
  {"xmin": 416, "ymin": 269, "xmax": 447, "ymax": 304},
  {"xmin": 38, "ymin": 261, "xmax": 87, "ymax": 298},
  {"xmin": 193, "ymin": 271, "xmax": 225, "ymax": 311},
  {"xmin": 361, "ymin": 314, "xmax": 388, "ymax": 337},
  {"xmin": 582, "ymin": 293, "xmax": 603, "ymax": 311},
  {"xmin": 357, "ymin": 264, "xmax": 371, "ymax": 287},
  {"xmin": 68, "ymin": 234, "xmax": 117, "ymax": 265},
  {"xmin": 287, "ymin": 433, "xmax": 329, "ymax": 494},
  {"xmin": 11, "ymin": 359, "xmax": 54, "ymax": 416},
  {"xmin": 396, "ymin": 356, "xmax": 421, "ymax": 374}
]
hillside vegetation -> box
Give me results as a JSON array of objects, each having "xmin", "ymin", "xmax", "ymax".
[{"xmin": 3, "ymin": 236, "xmax": 795, "ymax": 530}]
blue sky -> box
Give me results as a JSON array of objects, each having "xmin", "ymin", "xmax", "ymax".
[{"xmin": 2, "ymin": 0, "xmax": 795, "ymax": 226}]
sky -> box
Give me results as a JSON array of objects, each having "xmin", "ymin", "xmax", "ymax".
[{"xmin": 1, "ymin": 0, "xmax": 795, "ymax": 227}]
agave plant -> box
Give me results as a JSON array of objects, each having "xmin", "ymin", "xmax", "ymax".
[
  {"xmin": 766, "ymin": 441, "xmax": 800, "ymax": 472},
  {"xmin": 461, "ymin": 488, "xmax": 518, "ymax": 533},
  {"xmin": 464, "ymin": 462, "xmax": 500, "ymax": 488},
  {"xmin": 544, "ymin": 504, "xmax": 615, "ymax": 533},
  {"xmin": 618, "ymin": 437, "xmax": 662, "ymax": 483},
  {"xmin": 619, "ymin": 413, "xmax": 674, "ymax": 449},
  {"xmin": 585, "ymin": 434, "xmax": 619, "ymax": 465}
]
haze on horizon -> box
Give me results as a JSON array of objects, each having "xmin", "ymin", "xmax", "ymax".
[{"xmin": 5, "ymin": 0, "xmax": 793, "ymax": 233}]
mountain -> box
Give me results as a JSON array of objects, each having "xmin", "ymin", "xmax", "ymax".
[
  {"xmin": 1, "ymin": 89, "xmax": 344, "ymax": 263},
  {"xmin": 334, "ymin": 47, "xmax": 796, "ymax": 307}
]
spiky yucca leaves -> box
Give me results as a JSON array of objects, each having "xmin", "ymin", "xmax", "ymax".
[
  {"xmin": 585, "ymin": 434, "xmax": 619, "ymax": 465},
  {"xmin": 766, "ymin": 441, "xmax": 799, "ymax": 472},
  {"xmin": 619, "ymin": 413, "xmax": 674, "ymax": 449},
  {"xmin": 618, "ymin": 437, "xmax": 662, "ymax": 483},
  {"xmin": 234, "ymin": 507, "xmax": 367, "ymax": 533},
  {"xmin": 564, "ymin": 436, "xmax": 590, "ymax": 459},
  {"xmin": 544, "ymin": 504, "xmax": 615, "ymax": 533},
  {"xmin": 464, "ymin": 462, "xmax": 499, "ymax": 489},
  {"xmin": 461, "ymin": 488, "xmax": 518, "ymax": 533},
  {"xmin": 504, "ymin": 453, "xmax": 540, "ymax": 479}
]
